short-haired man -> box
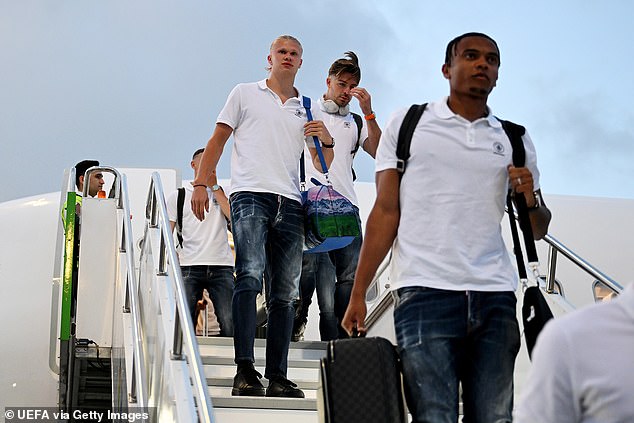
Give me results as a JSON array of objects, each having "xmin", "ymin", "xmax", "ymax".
[
  {"xmin": 343, "ymin": 33, "xmax": 552, "ymax": 421},
  {"xmin": 62, "ymin": 159, "xmax": 104, "ymax": 316},
  {"xmin": 293, "ymin": 51, "xmax": 381, "ymax": 341},
  {"xmin": 75, "ymin": 159, "xmax": 104, "ymax": 197},
  {"xmin": 191, "ymin": 35, "xmax": 334, "ymax": 398},
  {"xmin": 167, "ymin": 148, "xmax": 234, "ymax": 337},
  {"xmin": 62, "ymin": 160, "xmax": 104, "ymax": 224}
]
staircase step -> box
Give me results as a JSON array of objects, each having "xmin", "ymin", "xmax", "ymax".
[
  {"xmin": 206, "ymin": 377, "xmax": 319, "ymax": 391},
  {"xmin": 198, "ymin": 336, "xmax": 325, "ymax": 418},
  {"xmin": 204, "ymin": 364, "xmax": 319, "ymax": 381},
  {"xmin": 198, "ymin": 337, "xmax": 326, "ymax": 358},
  {"xmin": 197, "ymin": 336, "xmax": 326, "ymax": 349},
  {"xmin": 210, "ymin": 392, "xmax": 317, "ymax": 411},
  {"xmin": 201, "ymin": 355, "xmax": 321, "ymax": 369},
  {"xmin": 212, "ymin": 408, "xmax": 317, "ymax": 423},
  {"xmin": 209, "ymin": 386, "xmax": 317, "ymax": 400}
]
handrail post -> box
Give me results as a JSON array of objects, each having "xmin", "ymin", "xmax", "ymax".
[
  {"xmin": 546, "ymin": 245, "xmax": 558, "ymax": 294},
  {"xmin": 158, "ymin": 232, "xmax": 167, "ymax": 276},
  {"xmin": 120, "ymin": 215, "xmax": 127, "ymax": 253},
  {"xmin": 150, "ymin": 191, "xmax": 159, "ymax": 229},
  {"xmin": 171, "ymin": 310, "xmax": 184, "ymax": 360},
  {"xmin": 129, "ymin": 355, "xmax": 138, "ymax": 404},
  {"xmin": 123, "ymin": 274, "xmax": 131, "ymax": 314}
]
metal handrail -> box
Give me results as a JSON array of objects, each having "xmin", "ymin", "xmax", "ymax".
[
  {"xmin": 542, "ymin": 233, "xmax": 623, "ymax": 294},
  {"xmin": 144, "ymin": 172, "xmax": 214, "ymax": 423},
  {"xmin": 364, "ymin": 225, "xmax": 625, "ymax": 332},
  {"xmin": 117, "ymin": 173, "xmax": 149, "ymax": 408},
  {"xmin": 363, "ymin": 258, "xmax": 393, "ymax": 329},
  {"xmin": 83, "ymin": 166, "xmax": 122, "ymax": 199}
]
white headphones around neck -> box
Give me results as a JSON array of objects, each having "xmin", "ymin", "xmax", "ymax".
[{"xmin": 320, "ymin": 97, "xmax": 350, "ymax": 116}]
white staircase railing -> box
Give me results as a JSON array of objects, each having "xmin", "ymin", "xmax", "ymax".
[
  {"xmin": 112, "ymin": 171, "xmax": 149, "ymax": 411},
  {"xmin": 131, "ymin": 171, "xmax": 214, "ymax": 422}
]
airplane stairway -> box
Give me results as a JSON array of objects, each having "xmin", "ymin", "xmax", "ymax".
[
  {"xmin": 200, "ymin": 337, "xmax": 325, "ymax": 422},
  {"xmin": 51, "ymin": 167, "xmax": 625, "ymax": 423}
]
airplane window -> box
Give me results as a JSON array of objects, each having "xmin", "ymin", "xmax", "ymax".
[{"xmin": 592, "ymin": 280, "xmax": 619, "ymax": 303}]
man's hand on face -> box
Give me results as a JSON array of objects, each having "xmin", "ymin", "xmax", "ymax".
[{"xmin": 350, "ymin": 87, "xmax": 373, "ymax": 116}]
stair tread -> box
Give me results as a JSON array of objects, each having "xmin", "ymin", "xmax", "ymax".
[
  {"xmin": 197, "ymin": 336, "xmax": 327, "ymax": 350},
  {"xmin": 198, "ymin": 336, "xmax": 324, "ymax": 415},
  {"xmin": 201, "ymin": 355, "xmax": 321, "ymax": 368},
  {"xmin": 210, "ymin": 393, "xmax": 317, "ymax": 410},
  {"xmin": 206, "ymin": 376, "xmax": 319, "ymax": 390}
]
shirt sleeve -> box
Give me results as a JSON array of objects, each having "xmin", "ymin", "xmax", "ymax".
[
  {"xmin": 166, "ymin": 190, "xmax": 178, "ymax": 223},
  {"xmin": 522, "ymin": 129, "xmax": 541, "ymax": 191},
  {"xmin": 514, "ymin": 320, "xmax": 579, "ymax": 423},
  {"xmin": 375, "ymin": 107, "xmax": 408, "ymax": 173},
  {"xmin": 358, "ymin": 116, "xmax": 370, "ymax": 149},
  {"xmin": 216, "ymin": 84, "xmax": 242, "ymax": 130}
]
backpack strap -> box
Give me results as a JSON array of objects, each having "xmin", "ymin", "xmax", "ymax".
[
  {"xmin": 350, "ymin": 112, "xmax": 363, "ymax": 155},
  {"xmin": 396, "ymin": 104, "xmax": 427, "ymax": 178},
  {"xmin": 350, "ymin": 112, "xmax": 363, "ymax": 181},
  {"xmin": 302, "ymin": 96, "xmax": 331, "ymax": 183},
  {"xmin": 506, "ymin": 192, "xmax": 527, "ymax": 280},
  {"xmin": 500, "ymin": 120, "xmax": 527, "ymax": 170},
  {"xmin": 176, "ymin": 187, "xmax": 185, "ymax": 248},
  {"xmin": 498, "ymin": 118, "xmax": 539, "ymax": 273}
]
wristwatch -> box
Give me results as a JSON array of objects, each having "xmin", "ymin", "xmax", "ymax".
[
  {"xmin": 529, "ymin": 191, "xmax": 542, "ymax": 210},
  {"xmin": 321, "ymin": 138, "xmax": 335, "ymax": 148},
  {"xmin": 211, "ymin": 184, "xmax": 221, "ymax": 192}
]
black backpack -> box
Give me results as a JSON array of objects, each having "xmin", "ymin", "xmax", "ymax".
[
  {"xmin": 176, "ymin": 187, "xmax": 186, "ymax": 248},
  {"xmin": 175, "ymin": 186, "xmax": 231, "ymax": 249},
  {"xmin": 350, "ymin": 112, "xmax": 363, "ymax": 181}
]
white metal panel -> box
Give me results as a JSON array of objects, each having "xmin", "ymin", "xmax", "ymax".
[
  {"xmin": 75, "ymin": 197, "xmax": 118, "ymax": 346},
  {"xmin": 0, "ymin": 193, "xmax": 60, "ymax": 407}
]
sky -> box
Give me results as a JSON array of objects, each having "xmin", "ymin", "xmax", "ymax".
[{"xmin": 2, "ymin": 0, "xmax": 634, "ymax": 203}]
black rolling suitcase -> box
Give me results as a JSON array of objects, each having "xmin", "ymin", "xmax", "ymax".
[{"xmin": 317, "ymin": 336, "xmax": 406, "ymax": 423}]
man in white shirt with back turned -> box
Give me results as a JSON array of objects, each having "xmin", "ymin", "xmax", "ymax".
[{"xmin": 167, "ymin": 148, "xmax": 234, "ymax": 337}]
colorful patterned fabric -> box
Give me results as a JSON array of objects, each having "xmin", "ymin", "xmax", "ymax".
[{"xmin": 303, "ymin": 184, "xmax": 361, "ymax": 253}]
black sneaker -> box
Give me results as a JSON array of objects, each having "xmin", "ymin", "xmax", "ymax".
[
  {"xmin": 231, "ymin": 367, "xmax": 265, "ymax": 396},
  {"xmin": 265, "ymin": 376, "xmax": 305, "ymax": 398},
  {"xmin": 292, "ymin": 321, "xmax": 306, "ymax": 342}
]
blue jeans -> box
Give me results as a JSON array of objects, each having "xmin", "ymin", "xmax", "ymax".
[
  {"xmin": 296, "ymin": 235, "xmax": 361, "ymax": 340},
  {"xmin": 181, "ymin": 265, "xmax": 234, "ymax": 337},
  {"xmin": 393, "ymin": 287, "xmax": 520, "ymax": 423},
  {"xmin": 230, "ymin": 191, "xmax": 304, "ymax": 379}
]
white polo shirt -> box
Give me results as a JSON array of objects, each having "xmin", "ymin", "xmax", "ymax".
[
  {"xmin": 166, "ymin": 183, "xmax": 234, "ymax": 267},
  {"xmin": 303, "ymin": 97, "xmax": 369, "ymax": 208},
  {"xmin": 515, "ymin": 284, "xmax": 634, "ymax": 423},
  {"xmin": 376, "ymin": 98, "xmax": 541, "ymax": 292},
  {"xmin": 217, "ymin": 80, "xmax": 316, "ymax": 203}
]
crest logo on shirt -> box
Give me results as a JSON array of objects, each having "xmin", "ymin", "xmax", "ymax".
[
  {"xmin": 295, "ymin": 108, "xmax": 304, "ymax": 118},
  {"xmin": 344, "ymin": 121, "xmax": 351, "ymax": 129},
  {"xmin": 492, "ymin": 141, "xmax": 505, "ymax": 156}
]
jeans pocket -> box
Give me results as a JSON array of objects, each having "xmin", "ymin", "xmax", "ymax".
[
  {"xmin": 230, "ymin": 192, "xmax": 255, "ymax": 219},
  {"xmin": 394, "ymin": 286, "xmax": 425, "ymax": 309},
  {"xmin": 181, "ymin": 266, "xmax": 191, "ymax": 278}
]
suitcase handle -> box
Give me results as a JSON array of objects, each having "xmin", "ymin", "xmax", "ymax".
[{"xmin": 351, "ymin": 327, "xmax": 366, "ymax": 338}]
